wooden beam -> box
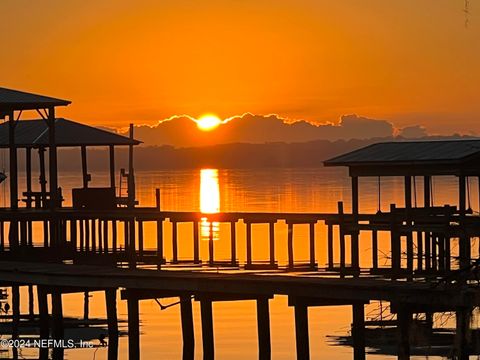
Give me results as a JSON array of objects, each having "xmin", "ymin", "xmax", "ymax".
[
  {"xmin": 256, "ymin": 297, "xmax": 271, "ymax": 360},
  {"xmin": 351, "ymin": 176, "xmax": 359, "ymax": 214},
  {"xmin": 397, "ymin": 305, "xmax": 411, "ymax": 360},
  {"xmin": 81, "ymin": 145, "xmax": 88, "ymax": 188},
  {"xmin": 109, "ymin": 145, "xmax": 115, "ymax": 190},
  {"xmin": 309, "ymin": 222, "xmax": 315, "ymax": 269},
  {"xmin": 105, "ymin": 289, "xmax": 119, "ymax": 360},
  {"xmin": 128, "ymin": 124, "xmax": 135, "ymax": 208},
  {"xmin": 327, "ymin": 224, "xmax": 334, "ymax": 269},
  {"xmin": 37, "ymin": 286, "xmax": 49, "ymax": 340},
  {"xmin": 246, "ymin": 222, "xmax": 252, "ymax": 265},
  {"xmin": 38, "ymin": 147, "xmax": 47, "ymax": 207},
  {"xmin": 180, "ymin": 296, "xmax": 195, "ymax": 360},
  {"xmin": 83, "ymin": 291, "xmax": 89, "ymax": 320},
  {"xmin": 172, "ymin": 221, "xmax": 178, "ymax": 264},
  {"xmin": 416, "ymin": 231, "xmax": 423, "ymax": 271},
  {"xmin": 423, "ymin": 176, "xmax": 431, "ymax": 208},
  {"xmin": 25, "ymin": 147, "xmax": 32, "ymax": 207},
  {"xmin": 208, "ymin": 221, "xmax": 214, "ymax": 266},
  {"xmin": 51, "ymin": 290, "xmax": 63, "ymax": 339},
  {"xmin": 350, "ymin": 176, "xmax": 360, "ymax": 272},
  {"xmin": 12, "ymin": 285, "xmax": 19, "ymax": 340},
  {"xmin": 28, "ymin": 285, "xmax": 34, "ymax": 318},
  {"xmin": 352, "ymin": 303, "xmax": 366, "ymax": 360},
  {"xmin": 138, "ymin": 221, "xmax": 144, "ymax": 257},
  {"xmin": 338, "ymin": 202, "xmax": 346, "ymax": 269},
  {"xmin": 372, "ymin": 230, "xmax": 378, "ymax": 269},
  {"xmin": 459, "ymin": 175, "xmax": 466, "ymax": 215},
  {"xmin": 127, "ymin": 293, "xmax": 140, "ymax": 360},
  {"xmin": 269, "ymin": 222, "xmax": 275, "ymax": 267},
  {"xmin": 156, "ymin": 220, "xmax": 163, "ymax": 269},
  {"xmin": 404, "ymin": 176, "xmax": 412, "ymax": 210},
  {"xmin": 48, "ymin": 106, "xmax": 58, "ymax": 209},
  {"xmin": 8, "ymin": 111, "xmax": 18, "ymax": 210},
  {"xmin": 288, "ymin": 223, "xmax": 294, "ymax": 269},
  {"xmin": 455, "ymin": 307, "xmax": 471, "ymax": 360},
  {"xmin": 200, "ymin": 299, "xmax": 214, "ymax": 360},
  {"xmin": 294, "ymin": 303, "xmax": 309, "ymax": 360},
  {"xmin": 390, "ymin": 204, "xmax": 401, "ymax": 271},
  {"xmin": 129, "ymin": 219, "xmax": 136, "ymax": 269},
  {"xmin": 192, "ymin": 221, "xmax": 199, "ymax": 264}
]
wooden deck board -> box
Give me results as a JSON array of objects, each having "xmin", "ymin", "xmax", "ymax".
[{"xmin": 0, "ymin": 261, "xmax": 475, "ymax": 307}]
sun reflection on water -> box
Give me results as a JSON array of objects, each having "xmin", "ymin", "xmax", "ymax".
[{"xmin": 200, "ymin": 169, "xmax": 220, "ymax": 241}]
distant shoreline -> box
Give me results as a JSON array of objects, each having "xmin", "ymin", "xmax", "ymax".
[{"xmin": 3, "ymin": 135, "xmax": 476, "ymax": 172}]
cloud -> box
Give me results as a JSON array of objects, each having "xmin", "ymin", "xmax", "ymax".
[
  {"xmin": 122, "ymin": 113, "xmax": 400, "ymax": 147},
  {"xmin": 397, "ymin": 125, "xmax": 428, "ymax": 139}
]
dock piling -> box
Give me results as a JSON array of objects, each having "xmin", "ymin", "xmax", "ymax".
[
  {"xmin": 397, "ymin": 305, "xmax": 411, "ymax": 360},
  {"xmin": 105, "ymin": 288, "xmax": 119, "ymax": 360},
  {"xmin": 127, "ymin": 292, "xmax": 140, "ymax": 360},
  {"xmin": 256, "ymin": 297, "xmax": 271, "ymax": 360},
  {"xmin": 200, "ymin": 298, "xmax": 214, "ymax": 360},
  {"xmin": 294, "ymin": 302, "xmax": 309, "ymax": 360},
  {"xmin": 352, "ymin": 303, "xmax": 365, "ymax": 360},
  {"xmin": 180, "ymin": 295, "xmax": 195, "ymax": 360}
]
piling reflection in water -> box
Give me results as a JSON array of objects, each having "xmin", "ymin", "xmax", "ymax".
[{"xmin": 200, "ymin": 169, "xmax": 220, "ymax": 241}]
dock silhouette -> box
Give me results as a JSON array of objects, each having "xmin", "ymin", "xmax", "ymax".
[{"xmin": 1, "ymin": 87, "xmax": 480, "ymax": 359}]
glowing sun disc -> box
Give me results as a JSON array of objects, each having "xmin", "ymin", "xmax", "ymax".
[{"xmin": 197, "ymin": 114, "xmax": 222, "ymax": 131}]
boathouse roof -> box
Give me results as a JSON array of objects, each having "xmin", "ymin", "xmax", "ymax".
[
  {"xmin": 0, "ymin": 87, "xmax": 71, "ymax": 112},
  {"xmin": 324, "ymin": 139, "xmax": 480, "ymax": 176},
  {"xmin": 0, "ymin": 118, "xmax": 140, "ymax": 148}
]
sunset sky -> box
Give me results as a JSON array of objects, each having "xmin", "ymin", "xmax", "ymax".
[{"xmin": 1, "ymin": 0, "xmax": 479, "ymax": 135}]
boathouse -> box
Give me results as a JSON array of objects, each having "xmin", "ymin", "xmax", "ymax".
[{"xmin": 324, "ymin": 139, "xmax": 480, "ymax": 272}]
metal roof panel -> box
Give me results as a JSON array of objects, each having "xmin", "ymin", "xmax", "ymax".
[
  {"xmin": 0, "ymin": 118, "xmax": 140, "ymax": 147},
  {"xmin": 324, "ymin": 140, "xmax": 480, "ymax": 166},
  {"xmin": 0, "ymin": 87, "xmax": 71, "ymax": 112}
]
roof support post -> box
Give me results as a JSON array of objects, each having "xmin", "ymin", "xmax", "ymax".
[
  {"xmin": 128, "ymin": 124, "xmax": 135, "ymax": 208},
  {"xmin": 81, "ymin": 145, "xmax": 89, "ymax": 188},
  {"xmin": 8, "ymin": 111, "xmax": 17, "ymax": 210},
  {"xmin": 423, "ymin": 176, "xmax": 431, "ymax": 208},
  {"xmin": 351, "ymin": 176, "xmax": 359, "ymax": 215},
  {"xmin": 48, "ymin": 107, "xmax": 58, "ymax": 208},
  {"xmin": 404, "ymin": 176, "xmax": 413, "ymax": 273},
  {"xmin": 458, "ymin": 175, "xmax": 470, "ymax": 268},
  {"xmin": 404, "ymin": 176, "xmax": 412, "ymax": 210},
  {"xmin": 459, "ymin": 175, "xmax": 466, "ymax": 216},
  {"xmin": 8, "ymin": 111, "xmax": 19, "ymax": 248},
  {"xmin": 351, "ymin": 176, "xmax": 359, "ymax": 271},
  {"xmin": 38, "ymin": 147, "xmax": 47, "ymax": 205},
  {"xmin": 47, "ymin": 107, "xmax": 59, "ymax": 249},
  {"xmin": 25, "ymin": 147, "xmax": 32, "ymax": 207},
  {"xmin": 109, "ymin": 145, "xmax": 115, "ymax": 190}
]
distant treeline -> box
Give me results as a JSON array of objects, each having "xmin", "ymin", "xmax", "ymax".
[{"xmin": 5, "ymin": 135, "xmax": 477, "ymax": 172}]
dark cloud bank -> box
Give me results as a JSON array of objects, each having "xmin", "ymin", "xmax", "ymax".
[{"xmin": 123, "ymin": 113, "xmax": 397, "ymax": 147}]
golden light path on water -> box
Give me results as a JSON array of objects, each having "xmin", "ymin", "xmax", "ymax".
[{"xmin": 200, "ymin": 169, "xmax": 220, "ymax": 241}]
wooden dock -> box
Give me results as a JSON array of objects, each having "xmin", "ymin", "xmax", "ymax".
[
  {"xmin": 0, "ymin": 258, "xmax": 478, "ymax": 360},
  {"xmin": 2, "ymin": 88, "xmax": 480, "ymax": 359}
]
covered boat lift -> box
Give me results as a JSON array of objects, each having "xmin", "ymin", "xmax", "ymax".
[{"xmin": 324, "ymin": 140, "xmax": 480, "ymax": 271}]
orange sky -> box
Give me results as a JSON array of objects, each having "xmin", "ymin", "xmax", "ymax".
[{"xmin": 1, "ymin": 0, "xmax": 479, "ymax": 134}]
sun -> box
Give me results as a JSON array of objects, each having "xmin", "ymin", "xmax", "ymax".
[{"xmin": 196, "ymin": 114, "xmax": 222, "ymax": 131}]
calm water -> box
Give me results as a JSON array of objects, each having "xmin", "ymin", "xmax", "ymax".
[{"xmin": 7, "ymin": 167, "xmax": 472, "ymax": 359}]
